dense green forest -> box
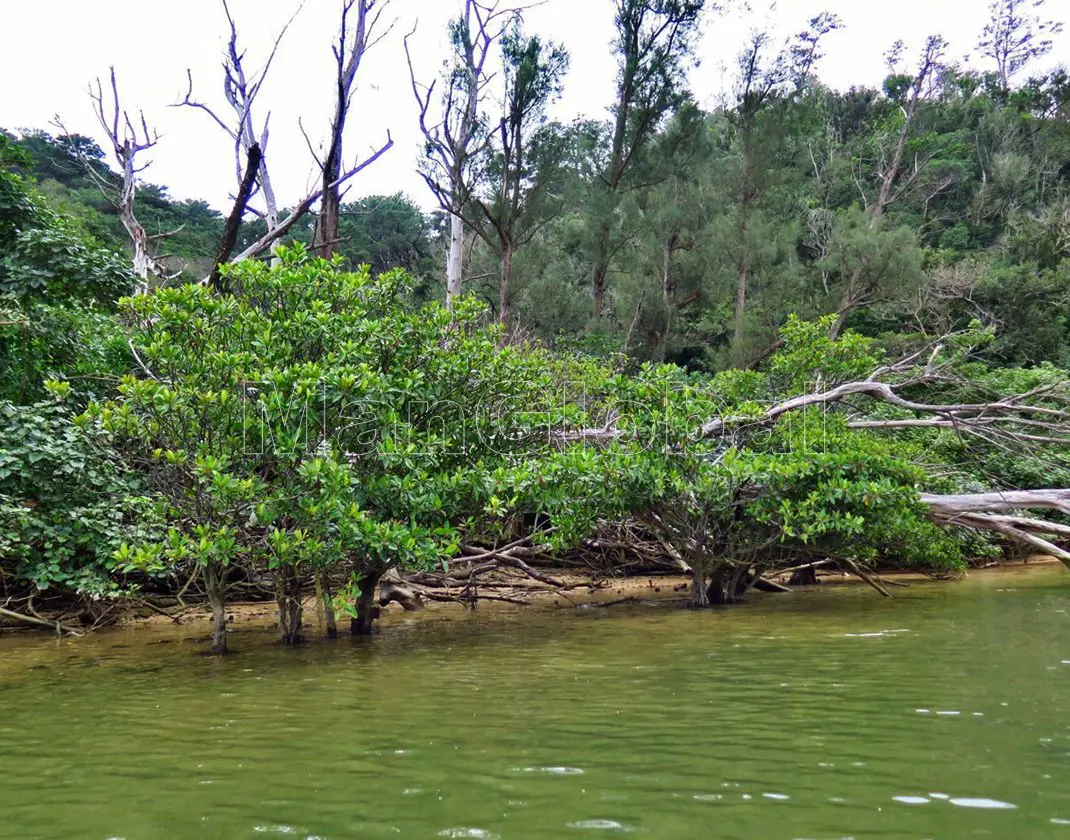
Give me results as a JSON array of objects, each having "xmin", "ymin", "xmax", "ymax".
[{"xmin": 1, "ymin": 0, "xmax": 1069, "ymax": 652}]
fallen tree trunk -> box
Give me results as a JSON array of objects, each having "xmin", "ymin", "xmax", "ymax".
[
  {"xmin": 752, "ymin": 576, "xmax": 792, "ymax": 593},
  {"xmin": 379, "ymin": 568, "xmax": 425, "ymax": 612},
  {"xmin": 921, "ymin": 490, "xmax": 1070, "ymax": 517},
  {"xmin": 0, "ymin": 606, "xmax": 86, "ymax": 636},
  {"xmin": 920, "ymin": 491, "xmax": 1070, "ymax": 568}
]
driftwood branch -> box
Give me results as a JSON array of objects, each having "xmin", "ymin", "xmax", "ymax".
[{"xmin": 701, "ymin": 379, "xmax": 1068, "ymax": 438}]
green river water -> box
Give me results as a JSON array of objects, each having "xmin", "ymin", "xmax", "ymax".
[{"xmin": 1, "ymin": 565, "xmax": 1068, "ymax": 840}]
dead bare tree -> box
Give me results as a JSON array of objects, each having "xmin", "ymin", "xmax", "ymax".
[
  {"xmin": 177, "ymin": 0, "xmax": 303, "ymax": 238},
  {"xmin": 830, "ymin": 35, "xmax": 946, "ymax": 338},
  {"xmin": 405, "ymin": 1, "xmax": 521, "ymax": 309},
  {"xmin": 313, "ymin": 0, "xmax": 396, "ymax": 258},
  {"xmin": 178, "ymin": 0, "xmax": 393, "ymax": 269},
  {"xmin": 88, "ymin": 67, "xmax": 164, "ymax": 290},
  {"xmin": 463, "ymin": 24, "xmax": 570, "ymax": 330}
]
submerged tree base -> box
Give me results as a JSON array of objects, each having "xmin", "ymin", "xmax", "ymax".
[
  {"xmin": 276, "ymin": 564, "xmax": 304, "ymax": 646},
  {"xmin": 789, "ymin": 567, "xmax": 820, "ymax": 587},
  {"xmin": 349, "ymin": 569, "xmax": 384, "ymax": 636}
]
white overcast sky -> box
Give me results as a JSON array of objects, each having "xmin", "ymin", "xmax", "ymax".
[{"xmin": 2, "ymin": 0, "xmax": 1067, "ymax": 212}]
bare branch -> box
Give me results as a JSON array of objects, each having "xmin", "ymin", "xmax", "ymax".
[
  {"xmin": 314, "ymin": 0, "xmax": 396, "ymax": 257},
  {"xmin": 179, "ymin": 0, "xmax": 303, "ymax": 232},
  {"xmin": 700, "ymin": 378, "xmax": 1068, "ymax": 439},
  {"xmin": 230, "ymin": 133, "xmax": 393, "ymax": 264}
]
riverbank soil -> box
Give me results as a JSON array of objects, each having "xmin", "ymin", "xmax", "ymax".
[
  {"xmin": 0, "ymin": 556, "xmax": 1059, "ymax": 641},
  {"xmin": 103, "ymin": 555, "xmax": 1061, "ymax": 638}
]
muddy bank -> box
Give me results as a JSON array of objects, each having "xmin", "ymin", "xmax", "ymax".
[
  {"xmin": 111, "ymin": 555, "xmax": 1062, "ymax": 637},
  {"xmin": 2, "ymin": 556, "xmax": 1060, "ymax": 644}
]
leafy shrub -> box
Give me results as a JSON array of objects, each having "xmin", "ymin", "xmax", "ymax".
[
  {"xmin": 86, "ymin": 247, "xmax": 586, "ymax": 646},
  {"xmin": 0, "ymin": 400, "xmax": 156, "ymax": 597},
  {"xmin": 0, "ymin": 299, "xmax": 129, "ymax": 404}
]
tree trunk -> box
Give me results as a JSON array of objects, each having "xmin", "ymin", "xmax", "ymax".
[
  {"xmin": 657, "ymin": 236, "xmax": 675, "ymax": 362},
  {"xmin": 688, "ymin": 573, "xmax": 711, "ymax": 609},
  {"xmin": 732, "ymin": 259, "xmax": 749, "ymax": 361},
  {"xmin": 591, "ymin": 197, "xmax": 615, "ymax": 319},
  {"xmin": 730, "ymin": 566, "xmax": 751, "ymax": 600},
  {"xmin": 316, "ymin": 176, "xmax": 341, "ymax": 259},
  {"xmin": 623, "ymin": 290, "xmax": 646, "ymax": 352},
  {"xmin": 707, "ymin": 565, "xmax": 730, "ymax": 606},
  {"xmin": 276, "ymin": 563, "xmax": 304, "ymax": 645},
  {"xmin": 446, "ymin": 212, "xmax": 465, "ymax": 308},
  {"xmin": 259, "ymin": 156, "xmax": 280, "ymax": 244},
  {"xmin": 828, "ymin": 303, "xmax": 849, "ymax": 341},
  {"xmin": 593, "ymin": 262, "xmax": 608, "ymax": 318},
  {"xmin": 730, "ymin": 117, "xmax": 758, "ymax": 364},
  {"xmin": 591, "ymin": 51, "xmax": 631, "ymax": 320},
  {"xmin": 119, "ymin": 163, "xmax": 153, "ymax": 293},
  {"xmin": 209, "ymin": 144, "xmax": 262, "ymax": 293},
  {"xmin": 789, "ymin": 566, "xmax": 819, "ymax": 587},
  {"xmin": 203, "ymin": 562, "xmax": 229, "ymax": 656},
  {"xmin": 128, "ymin": 221, "xmax": 151, "ymax": 288},
  {"xmin": 320, "ymin": 571, "xmax": 338, "ymax": 640},
  {"xmin": 499, "ymin": 243, "xmax": 513, "ymax": 330},
  {"xmin": 350, "ymin": 567, "xmax": 383, "ymax": 636},
  {"xmin": 315, "ymin": 0, "xmax": 375, "ymax": 260}
]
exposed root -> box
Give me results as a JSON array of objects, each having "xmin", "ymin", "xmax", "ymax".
[{"xmin": 135, "ymin": 598, "xmax": 183, "ymax": 624}]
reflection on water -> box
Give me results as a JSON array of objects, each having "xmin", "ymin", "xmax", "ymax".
[{"xmin": 1, "ymin": 565, "xmax": 1068, "ymax": 839}]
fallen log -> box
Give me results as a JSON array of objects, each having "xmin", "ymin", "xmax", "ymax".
[
  {"xmin": 701, "ymin": 380, "xmax": 1069, "ymax": 439},
  {"xmin": 752, "ymin": 577, "xmax": 792, "ymax": 593},
  {"xmin": 920, "ymin": 491, "xmax": 1070, "ymax": 568},
  {"xmin": 0, "ymin": 606, "xmax": 86, "ymax": 637},
  {"xmin": 937, "ymin": 513, "xmax": 1070, "ymax": 566},
  {"xmin": 584, "ymin": 596, "xmax": 642, "ymax": 609},
  {"xmin": 379, "ymin": 569, "xmax": 425, "ymax": 612},
  {"xmin": 921, "ymin": 490, "xmax": 1070, "ymax": 517}
]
